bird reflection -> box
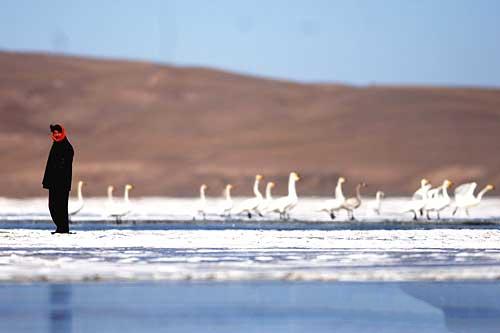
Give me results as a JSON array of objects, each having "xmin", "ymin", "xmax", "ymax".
[{"xmin": 401, "ymin": 282, "xmax": 500, "ymax": 333}]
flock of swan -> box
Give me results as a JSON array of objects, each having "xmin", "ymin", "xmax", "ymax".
[
  {"xmin": 68, "ymin": 181, "xmax": 134, "ymax": 221},
  {"xmin": 67, "ymin": 172, "xmax": 494, "ymax": 221},
  {"xmin": 198, "ymin": 173, "xmax": 495, "ymax": 221}
]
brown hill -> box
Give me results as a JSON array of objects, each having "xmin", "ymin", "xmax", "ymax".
[{"xmin": 1, "ymin": 51, "xmax": 499, "ymax": 198}]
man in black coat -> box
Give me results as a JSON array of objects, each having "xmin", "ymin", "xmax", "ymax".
[{"xmin": 42, "ymin": 124, "xmax": 74, "ymax": 234}]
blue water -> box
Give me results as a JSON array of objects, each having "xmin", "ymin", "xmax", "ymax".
[
  {"xmin": 1, "ymin": 281, "xmax": 499, "ymax": 333},
  {"xmin": 1, "ymin": 220, "xmax": 500, "ymax": 231}
]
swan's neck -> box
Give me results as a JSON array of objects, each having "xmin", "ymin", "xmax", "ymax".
[
  {"xmin": 200, "ymin": 188, "xmax": 206, "ymax": 201},
  {"xmin": 266, "ymin": 185, "xmax": 273, "ymax": 200},
  {"xmin": 77, "ymin": 183, "xmax": 83, "ymax": 201},
  {"xmin": 477, "ymin": 187, "xmax": 492, "ymax": 200},
  {"xmin": 107, "ymin": 189, "xmax": 114, "ymax": 202},
  {"xmin": 253, "ymin": 179, "xmax": 263, "ymax": 198},
  {"xmin": 288, "ymin": 178, "xmax": 297, "ymax": 198},
  {"xmin": 355, "ymin": 185, "xmax": 362, "ymax": 201},
  {"xmin": 442, "ymin": 185, "xmax": 450, "ymax": 200},
  {"xmin": 226, "ymin": 188, "xmax": 232, "ymax": 201},
  {"xmin": 124, "ymin": 188, "xmax": 130, "ymax": 203},
  {"xmin": 375, "ymin": 192, "xmax": 382, "ymax": 204},
  {"xmin": 335, "ymin": 181, "xmax": 345, "ymax": 200}
]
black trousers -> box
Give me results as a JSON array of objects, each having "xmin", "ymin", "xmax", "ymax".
[{"xmin": 48, "ymin": 189, "xmax": 70, "ymax": 233}]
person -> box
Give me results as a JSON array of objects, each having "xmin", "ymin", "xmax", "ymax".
[{"xmin": 42, "ymin": 124, "xmax": 74, "ymax": 234}]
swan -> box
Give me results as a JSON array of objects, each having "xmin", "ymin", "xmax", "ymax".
[
  {"xmin": 234, "ymin": 174, "xmax": 264, "ymax": 218},
  {"xmin": 367, "ymin": 190, "xmax": 385, "ymax": 216},
  {"xmin": 341, "ymin": 182, "xmax": 366, "ymax": 220},
  {"xmin": 108, "ymin": 184, "xmax": 134, "ymax": 222},
  {"xmin": 197, "ymin": 184, "xmax": 208, "ymax": 219},
  {"xmin": 69, "ymin": 180, "xmax": 86, "ymax": 216},
  {"xmin": 319, "ymin": 177, "xmax": 346, "ymax": 219},
  {"xmin": 105, "ymin": 185, "xmax": 115, "ymax": 207},
  {"xmin": 258, "ymin": 181, "xmax": 275, "ymax": 213},
  {"xmin": 405, "ymin": 179, "xmax": 432, "ymax": 220},
  {"xmin": 424, "ymin": 179, "xmax": 453, "ymax": 220},
  {"xmin": 266, "ymin": 172, "xmax": 300, "ymax": 220},
  {"xmin": 221, "ymin": 184, "xmax": 233, "ymax": 218},
  {"xmin": 412, "ymin": 178, "xmax": 431, "ymax": 217},
  {"xmin": 452, "ymin": 183, "xmax": 495, "ymax": 216}
]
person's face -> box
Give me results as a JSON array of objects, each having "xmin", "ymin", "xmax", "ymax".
[{"xmin": 52, "ymin": 130, "xmax": 63, "ymax": 140}]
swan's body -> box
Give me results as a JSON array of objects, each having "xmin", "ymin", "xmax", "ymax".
[
  {"xmin": 197, "ymin": 184, "xmax": 208, "ymax": 219},
  {"xmin": 319, "ymin": 177, "xmax": 346, "ymax": 219},
  {"xmin": 342, "ymin": 182, "xmax": 366, "ymax": 220},
  {"xmin": 221, "ymin": 184, "xmax": 233, "ymax": 217},
  {"xmin": 108, "ymin": 184, "xmax": 134, "ymax": 221},
  {"xmin": 367, "ymin": 191, "xmax": 385, "ymax": 216},
  {"xmin": 452, "ymin": 183, "xmax": 494, "ymax": 216},
  {"xmin": 69, "ymin": 180, "xmax": 85, "ymax": 216},
  {"xmin": 405, "ymin": 179, "xmax": 431, "ymax": 220},
  {"xmin": 424, "ymin": 180, "xmax": 453, "ymax": 219},
  {"xmin": 234, "ymin": 175, "xmax": 264, "ymax": 218},
  {"xmin": 267, "ymin": 172, "xmax": 300, "ymax": 220}
]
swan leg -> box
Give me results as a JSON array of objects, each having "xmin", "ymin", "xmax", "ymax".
[
  {"xmin": 426, "ymin": 211, "xmax": 431, "ymax": 220},
  {"xmin": 466, "ymin": 209, "xmax": 470, "ymax": 217},
  {"xmin": 437, "ymin": 211, "xmax": 441, "ymax": 220},
  {"xmin": 247, "ymin": 212, "xmax": 252, "ymax": 219},
  {"xmin": 412, "ymin": 211, "xmax": 418, "ymax": 221},
  {"xmin": 452, "ymin": 207, "xmax": 458, "ymax": 216},
  {"xmin": 419, "ymin": 208, "xmax": 424, "ymax": 217},
  {"xmin": 330, "ymin": 211, "xmax": 336, "ymax": 220}
]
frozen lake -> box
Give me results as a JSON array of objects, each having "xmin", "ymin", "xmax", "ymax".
[
  {"xmin": 1, "ymin": 197, "xmax": 500, "ymax": 282},
  {"xmin": 2, "ymin": 197, "xmax": 500, "ymax": 332}
]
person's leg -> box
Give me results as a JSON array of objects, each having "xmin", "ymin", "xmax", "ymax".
[
  {"xmin": 48, "ymin": 189, "xmax": 60, "ymax": 231},
  {"xmin": 54, "ymin": 190, "xmax": 70, "ymax": 233}
]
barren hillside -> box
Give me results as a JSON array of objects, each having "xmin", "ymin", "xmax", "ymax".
[{"xmin": 1, "ymin": 51, "xmax": 499, "ymax": 198}]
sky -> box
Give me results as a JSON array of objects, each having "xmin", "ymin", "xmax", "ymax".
[{"xmin": 1, "ymin": 0, "xmax": 500, "ymax": 86}]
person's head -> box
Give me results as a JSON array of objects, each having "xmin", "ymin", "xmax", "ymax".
[{"xmin": 50, "ymin": 124, "xmax": 66, "ymax": 142}]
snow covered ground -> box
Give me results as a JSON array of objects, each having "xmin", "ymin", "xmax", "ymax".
[
  {"xmin": 1, "ymin": 197, "xmax": 500, "ymax": 283},
  {"xmin": 2, "ymin": 228, "xmax": 500, "ymax": 282}
]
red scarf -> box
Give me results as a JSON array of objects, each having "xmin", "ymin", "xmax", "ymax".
[{"xmin": 50, "ymin": 126, "xmax": 67, "ymax": 142}]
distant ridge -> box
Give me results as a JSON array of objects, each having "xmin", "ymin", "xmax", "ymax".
[{"xmin": 0, "ymin": 51, "xmax": 499, "ymax": 198}]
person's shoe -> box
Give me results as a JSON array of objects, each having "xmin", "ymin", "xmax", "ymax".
[{"xmin": 51, "ymin": 229, "xmax": 70, "ymax": 234}]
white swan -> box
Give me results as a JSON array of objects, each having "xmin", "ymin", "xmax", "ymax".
[
  {"xmin": 405, "ymin": 179, "xmax": 432, "ymax": 220},
  {"xmin": 267, "ymin": 172, "xmax": 300, "ymax": 220},
  {"xmin": 319, "ymin": 177, "xmax": 346, "ymax": 219},
  {"xmin": 197, "ymin": 184, "xmax": 208, "ymax": 219},
  {"xmin": 108, "ymin": 184, "xmax": 134, "ymax": 222},
  {"xmin": 69, "ymin": 180, "xmax": 86, "ymax": 216},
  {"xmin": 258, "ymin": 181, "xmax": 275, "ymax": 213},
  {"xmin": 367, "ymin": 190, "xmax": 385, "ymax": 216},
  {"xmin": 412, "ymin": 179, "xmax": 431, "ymax": 200},
  {"xmin": 105, "ymin": 185, "xmax": 115, "ymax": 207},
  {"xmin": 221, "ymin": 184, "xmax": 233, "ymax": 218},
  {"xmin": 424, "ymin": 179, "xmax": 453, "ymax": 220},
  {"xmin": 412, "ymin": 178, "xmax": 432, "ymax": 217},
  {"xmin": 234, "ymin": 174, "xmax": 264, "ymax": 218},
  {"xmin": 341, "ymin": 182, "xmax": 366, "ymax": 220},
  {"xmin": 452, "ymin": 183, "xmax": 495, "ymax": 216}
]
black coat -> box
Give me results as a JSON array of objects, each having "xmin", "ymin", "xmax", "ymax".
[{"xmin": 42, "ymin": 137, "xmax": 74, "ymax": 191}]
